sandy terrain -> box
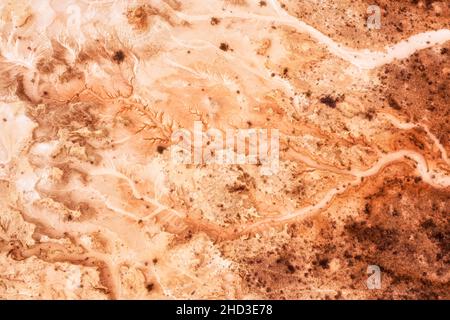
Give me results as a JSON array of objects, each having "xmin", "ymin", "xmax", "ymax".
[{"xmin": 0, "ymin": 0, "xmax": 448, "ymax": 299}]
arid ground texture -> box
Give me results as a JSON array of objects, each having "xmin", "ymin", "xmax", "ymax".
[{"xmin": 0, "ymin": 0, "xmax": 449, "ymax": 299}]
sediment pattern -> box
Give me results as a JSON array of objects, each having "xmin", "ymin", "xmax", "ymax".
[{"xmin": 0, "ymin": 0, "xmax": 448, "ymax": 299}]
